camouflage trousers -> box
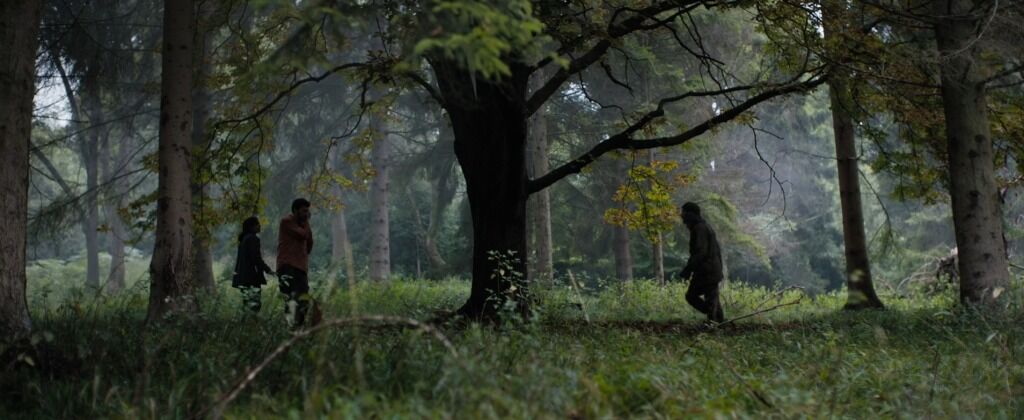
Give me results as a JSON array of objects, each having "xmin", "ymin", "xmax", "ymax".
[{"xmin": 238, "ymin": 286, "xmax": 262, "ymax": 313}]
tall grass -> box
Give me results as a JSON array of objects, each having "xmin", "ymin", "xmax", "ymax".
[{"xmin": 3, "ymin": 271, "xmax": 1023, "ymax": 419}]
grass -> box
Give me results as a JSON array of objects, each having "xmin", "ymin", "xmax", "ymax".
[{"xmin": 3, "ymin": 269, "xmax": 1024, "ymax": 419}]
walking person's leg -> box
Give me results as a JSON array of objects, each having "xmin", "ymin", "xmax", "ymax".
[
  {"xmin": 290, "ymin": 270, "xmax": 310, "ymax": 328},
  {"xmin": 686, "ymin": 280, "xmax": 712, "ymax": 316},
  {"xmin": 707, "ymin": 282, "xmax": 724, "ymax": 322},
  {"xmin": 241, "ymin": 286, "xmax": 262, "ymax": 313}
]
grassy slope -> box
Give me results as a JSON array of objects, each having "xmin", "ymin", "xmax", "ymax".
[{"xmin": 3, "ymin": 270, "xmax": 1023, "ymax": 419}]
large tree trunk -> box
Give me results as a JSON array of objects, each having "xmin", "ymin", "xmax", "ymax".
[
  {"xmin": 148, "ymin": 0, "xmax": 197, "ymax": 321},
  {"xmin": 190, "ymin": 14, "xmax": 216, "ymax": 293},
  {"xmin": 0, "ymin": 0, "xmax": 42, "ymax": 339},
  {"xmin": 434, "ymin": 61, "xmax": 531, "ymax": 319},
  {"xmin": 526, "ymin": 71, "xmax": 554, "ymax": 285},
  {"xmin": 330, "ymin": 149, "xmax": 357, "ymax": 283},
  {"xmin": 368, "ymin": 111, "xmax": 392, "ymax": 282},
  {"xmin": 613, "ymin": 224, "xmax": 634, "ymax": 282},
  {"xmin": 933, "ymin": 0, "xmax": 1009, "ymax": 306},
  {"xmin": 823, "ymin": 2, "xmax": 884, "ymax": 310}
]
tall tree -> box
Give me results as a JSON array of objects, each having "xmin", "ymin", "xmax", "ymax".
[
  {"xmin": 822, "ymin": 1, "xmax": 884, "ymax": 309},
  {"xmin": 80, "ymin": 72, "xmax": 103, "ymax": 291},
  {"xmin": 420, "ymin": 1, "xmax": 824, "ymax": 318},
  {"xmin": 649, "ymin": 150, "xmax": 665, "ymax": 285},
  {"xmin": 330, "ymin": 148, "xmax": 357, "ymax": 283},
  {"xmin": 191, "ymin": 0, "xmax": 217, "ymax": 292},
  {"xmin": 102, "ymin": 136, "xmax": 128, "ymax": 294},
  {"xmin": 932, "ymin": 0, "xmax": 1010, "ymax": 306},
  {"xmin": 368, "ymin": 112, "xmax": 392, "ymax": 282},
  {"xmin": 0, "ymin": 0, "xmax": 42, "ymax": 339},
  {"xmin": 148, "ymin": 0, "xmax": 197, "ymax": 321},
  {"xmin": 526, "ymin": 69, "xmax": 553, "ymax": 285}
]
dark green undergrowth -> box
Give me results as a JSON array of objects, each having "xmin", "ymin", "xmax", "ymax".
[{"xmin": 3, "ymin": 276, "xmax": 1023, "ymax": 419}]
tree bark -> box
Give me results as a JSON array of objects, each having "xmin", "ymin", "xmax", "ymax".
[
  {"xmin": 101, "ymin": 125, "xmax": 127, "ymax": 294},
  {"xmin": 0, "ymin": 0, "xmax": 42, "ymax": 340},
  {"xmin": 823, "ymin": 2, "xmax": 884, "ymax": 309},
  {"xmin": 526, "ymin": 70, "xmax": 554, "ymax": 285},
  {"xmin": 649, "ymin": 150, "xmax": 665, "ymax": 285},
  {"xmin": 368, "ymin": 109, "xmax": 392, "ymax": 282},
  {"xmin": 613, "ymin": 224, "xmax": 634, "ymax": 282},
  {"xmin": 433, "ymin": 61, "xmax": 531, "ymax": 319},
  {"xmin": 50, "ymin": 53, "xmax": 101, "ymax": 290},
  {"xmin": 190, "ymin": 7, "xmax": 216, "ymax": 292},
  {"xmin": 933, "ymin": 0, "xmax": 1010, "ymax": 307},
  {"xmin": 424, "ymin": 162, "xmax": 454, "ymax": 272},
  {"xmin": 148, "ymin": 0, "xmax": 197, "ymax": 321},
  {"xmin": 81, "ymin": 77, "xmax": 103, "ymax": 291}
]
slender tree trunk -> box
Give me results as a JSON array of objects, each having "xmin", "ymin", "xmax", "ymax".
[
  {"xmin": 613, "ymin": 224, "xmax": 634, "ymax": 282},
  {"xmin": 50, "ymin": 53, "xmax": 102, "ymax": 290},
  {"xmin": 424, "ymin": 164, "xmax": 454, "ymax": 272},
  {"xmin": 407, "ymin": 174, "xmax": 452, "ymax": 274},
  {"xmin": 0, "ymin": 0, "xmax": 42, "ymax": 340},
  {"xmin": 368, "ymin": 110, "xmax": 392, "ymax": 282},
  {"xmin": 652, "ymin": 234, "xmax": 665, "ymax": 284},
  {"xmin": 148, "ymin": 0, "xmax": 197, "ymax": 321},
  {"xmin": 422, "ymin": 127, "xmax": 456, "ymax": 274},
  {"xmin": 933, "ymin": 0, "xmax": 1009, "ymax": 306},
  {"xmin": 823, "ymin": 2, "xmax": 884, "ymax": 309},
  {"xmin": 434, "ymin": 61, "xmax": 531, "ymax": 319},
  {"xmin": 82, "ymin": 79, "xmax": 102, "ymax": 291},
  {"xmin": 526, "ymin": 70, "xmax": 554, "ymax": 285},
  {"xmin": 329, "ymin": 149, "xmax": 357, "ymax": 283},
  {"xmin": 190, "ymin": 2, "xmax": 216, "ymax": 292},
  {"xmin": 102, "ymin": 128, "xmax": 126, "ymax": 294},
  {"xmin": 649, "ymin": 150, "xmax": 664, "ymax": 284}
]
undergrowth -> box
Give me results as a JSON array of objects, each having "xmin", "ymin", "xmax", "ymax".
[{"xmin": 3, "ymin": 274, "xmax": 1023, "ymax": 419}]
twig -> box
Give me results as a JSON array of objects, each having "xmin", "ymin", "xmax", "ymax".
[{"xmin": 203, "ymin": 315, "xmax": 457, "ymax": 419}]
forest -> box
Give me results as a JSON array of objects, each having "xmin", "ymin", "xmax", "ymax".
[{"xmin": 1, "ymin": 0, "xmax": 1023, "ymax": 417}]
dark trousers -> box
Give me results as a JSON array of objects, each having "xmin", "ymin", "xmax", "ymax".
[
  {"xmin": 278, "ymin": 265, "xmax": 310, "ymax": 328},
  {"xmin": 686, "ymin": 279, "xmax": 724, "ymax": 322}
]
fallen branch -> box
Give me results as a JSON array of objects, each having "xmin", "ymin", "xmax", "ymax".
[
  {"xmin": 715, "ymin": 297, "xmax": 803, "ymax": 328},
  {"xmin": 203, "ymin": 315, "xmax": 457, "ymax": 419}
]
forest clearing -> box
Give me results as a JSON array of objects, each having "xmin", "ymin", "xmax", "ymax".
[
  {"xmin": 4, "ymin": 271, "xmax": 1024, "ymax": 418},
  {"xmin": 2, "ymin": 0, "xmax": 1023, "ymax": 417}
]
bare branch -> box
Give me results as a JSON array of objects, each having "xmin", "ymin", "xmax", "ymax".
[
  {"xmin": 525, "ymin": 0, "xmax": 708, "ymax": 116},
  {"xmin": 528, "ymin": 73, "xmax": 828, "ymax": 193},
  {"xmin": 216, "ymin": 62, "xmax": 366, "ymax": 126}
]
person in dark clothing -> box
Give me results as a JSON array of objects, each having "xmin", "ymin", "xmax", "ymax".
[
  {"xmin": 232, "ymin": 216, "xmax": 274, "ymax": 313},
  {"xmin": 277, "ymin": 198, "xmax": 314, "ymax": 329},
  {"xmin": 678, "ymin": 202, "xmax": 725, "ymax": 323}
]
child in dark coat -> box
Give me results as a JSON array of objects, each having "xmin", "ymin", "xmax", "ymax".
[{"xmin": 232, "ymin": 217, "xmax": 275, "ymax": 313}]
